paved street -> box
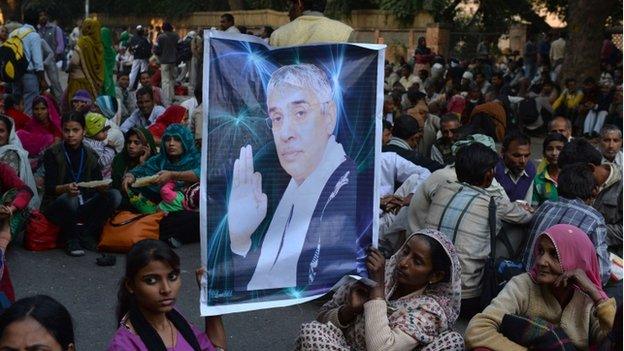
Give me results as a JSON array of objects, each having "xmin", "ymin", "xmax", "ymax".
[{"xmin": 8, "ymin": 243, "xmax": 321, "ymax": 350}]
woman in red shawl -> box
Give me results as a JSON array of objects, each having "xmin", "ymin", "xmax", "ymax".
[
  {"xmin": 16, "ymin": 95, "xmax": 62, "ymax": 157},
  {"xmin": 147, "ymin": 105, "xmax": 188, "ymax": 145}
]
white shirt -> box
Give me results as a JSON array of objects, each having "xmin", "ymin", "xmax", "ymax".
[
  {"xmin": 602, "ymin": 150, "xmax": 623, "ymax": 168},
  {"xmin": 246, "ymin": 136, "xmax": 347, "ymax": 290},
  {"xmin": 380, "ymin": 152, "xmax": 430, "ymax": 196},
  {"xmin": 120, "ymin": 105, "xmax": 166, "ymax": 133},
  {"xmin": 225, "ymin": 26, "xmax": 241, "ymax": 34},
  {"xmin": 399, "ymin": 75, "xmax": 422, "ymax": 91}
]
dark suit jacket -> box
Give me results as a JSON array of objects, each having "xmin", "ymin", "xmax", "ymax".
[{"xmin": 232, "ymin": 158, "xmax": 360, "ymax": 294}]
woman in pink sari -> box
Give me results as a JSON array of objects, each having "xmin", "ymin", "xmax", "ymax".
[{"xmin": 16, "ymin": 95, "xmax": 62, "ymax": 158}]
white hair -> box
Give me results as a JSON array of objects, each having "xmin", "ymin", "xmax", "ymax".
[
  {"xmin": 600, "ymin": 124, "xmax": 622, "ymax": 139},
  {"xmin": 267, "ymin": 64, "xmax": 334, "ymax": 109}
]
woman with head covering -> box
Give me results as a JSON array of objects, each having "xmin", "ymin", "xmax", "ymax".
[
  {"xmin": 16, "ymin": 95, "xmax": 62, "ymax": 158},
  {"xmin": 0, "ymin": 114, "xmax": 39, "ymax": 209},
  {"xmin": 111, "ymin": 127, "xmax": 156, "ymax": 210},
  {"xmin": 147, "ymin": 105, "xmax": 189, "ymax": 145},
  {"xmin": 295, "ymin": 229, "xmax": 464, "ymax": 350},
  {"xmin": 465, "ymin": 224, "xmax": 617, "ymax": 350},
  {"xmin": 100, "ymin": 27, "xmax": 116, "ymax": 98},
  {"xmin": 65, "ymin": 18, "xmax": 104, "ymax": 113},
  {"xmin": 121, "ymin": 124, "xmax": 199, "ymax": 214}
]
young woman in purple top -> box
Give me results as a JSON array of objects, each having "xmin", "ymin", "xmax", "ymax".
[{"xmin": 108, "ymin": 239, "xmax": 225, "ymax": 351}]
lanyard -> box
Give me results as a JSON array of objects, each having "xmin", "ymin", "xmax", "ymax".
[{"xmin": 62, "ymin": 144, "xmax": 85, "ymax": 183}]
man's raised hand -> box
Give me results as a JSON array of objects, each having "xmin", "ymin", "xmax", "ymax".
[{"xmin": 227, "ymin": 145, "xmax": 267, "ymax": 256}]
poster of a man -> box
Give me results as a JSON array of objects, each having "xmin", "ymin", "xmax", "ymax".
[
  {"xmin": 227, "ymin": 64, "xmax": 358, "ymax": 291},
  {"xmin": 201, "ymin": 31, "xmax": 382, "ymax": 315}
]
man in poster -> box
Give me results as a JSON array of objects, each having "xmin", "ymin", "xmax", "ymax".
[{"xmin": 227, "ymin": 63, "xmax": 360, "ymax": 292}]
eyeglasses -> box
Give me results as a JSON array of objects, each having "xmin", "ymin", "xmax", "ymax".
[{"xmin": 265, "ymin": 101, "xmax": 330, "ymax": 131}]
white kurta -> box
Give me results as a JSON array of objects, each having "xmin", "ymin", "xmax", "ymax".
[{"xmin": 247, "ymin": 136, "xmax": 346, "ymax": 290}]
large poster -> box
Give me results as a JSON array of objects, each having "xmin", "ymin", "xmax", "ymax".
[{"xmin": 200, "ymin": 30, "xmax": 384, "ymax": 315}]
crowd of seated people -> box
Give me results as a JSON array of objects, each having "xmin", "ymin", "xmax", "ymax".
[{"xmin": 0, "ymin": 5, "xmax": 622, "ymax": 350}]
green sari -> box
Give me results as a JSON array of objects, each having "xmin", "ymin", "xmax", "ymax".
[{"xmin": 100, "ymin": 27, "xmax": 116, "ymax": 98}]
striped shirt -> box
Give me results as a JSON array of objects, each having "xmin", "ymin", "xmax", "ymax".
[
  {"xmin": 426, "ymin": 181, "xmax": 532, "ymax": 299},
  {"xmin": 522, "ymin": 197, "xmax": 610, "ymax": 285}
]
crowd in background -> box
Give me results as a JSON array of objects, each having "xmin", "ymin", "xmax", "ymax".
[{"xmin": 0, "ymin": 0, "xmax": 622, "ymax": 350}]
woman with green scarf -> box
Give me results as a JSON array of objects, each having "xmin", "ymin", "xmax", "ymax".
[
  {"xmin": 100, "ymin": 27, "xmax": 116, "ymax": 98},
  {"xmin": 111, "ymin": 127, "xmax": 156, "ymax": 210},
  {"xmin": 65, "ymin": 18, "xmax": 104, "ymax": 112},
  {"xmin": 121, "ymin": 124, "xmax": 200, "ymax": 214}
]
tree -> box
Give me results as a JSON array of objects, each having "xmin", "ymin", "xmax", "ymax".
[
  {"xmin": 559, "ymin": 0, "xmax": 618, "ymax": 81},
  {"xmin": 0, "ymin": 0, "xmax": 22, "ymax": 22},
  {"xmin": 228, "ymin": 0, "xmax": 245, "ymax": 10}
]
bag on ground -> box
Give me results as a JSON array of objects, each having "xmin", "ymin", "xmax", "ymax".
[{"xmin": 98, "ymin": 211, "xmax": 165, "ymax": 253}]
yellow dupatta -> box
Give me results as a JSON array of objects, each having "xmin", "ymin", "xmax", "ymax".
[{"xmin": 76, "ymin": 18, "xmax": 104, "ymax": 98}]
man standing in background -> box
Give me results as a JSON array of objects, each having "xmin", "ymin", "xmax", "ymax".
[
  {"xmin": 128, "ymin": 26, "xmax": 151, "ymax": 91},
  {"xmin": 270, "ymin": 0, "xmax": 353, "ymax": 46},
  {"xmin": 220, "ymin": 14, "xmax": 240, "ymax": 33},
  {"xmin": 12, "ymin": 8, "xmax": 48, "ymax": 115},
  {"xmin": 154, "ymin": 22, "xmax": 178, "ymax": 107},
  {"xmin": 37, "ymin": 10, "xmax": 64, "ymax": 62}
]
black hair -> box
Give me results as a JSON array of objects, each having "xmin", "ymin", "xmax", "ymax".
[
  {"xmin": 542, "ymin": 132, "xmax": 568, "ymax": 155},
  {"xmin": 301, "ymin": 0, "xmax": 327, "ymax": 12},
  {"xmin": 440, "ymin": 113, "xmax": 459, "ymax": 125},
  {"xmin": 492, "ymin": 72, "xmax": 504, "ymax": 80},
  {"xmin": 382, "ymin": 119, "xmax": 393, "ymax": 131},
  {"xmin": 414, "ymin": 234, "xmax": 451, "ymax": 283},
  {"xmin": 162, "ymin": 22, "xmax": 173, "ymax": 32},
  {"xmin": 583, "ymin": 77, "xmax": 596, "ymax": 85},
  {"xmin": 0, "ymin": 295, "xmax": 74, "ymax": 349},
  {"xmin": 0, "ymin": 114, "xmax": 13, "ymax": 133},
  {"xmin": 455, "ymin": 142, "xmax": 499, "ymax": 185},
  {"xmin": 558, "ymin": 163, "xmax": 596, "ymax": 200},
  {"xmin": 61, "ymin": 110, "xmax": 86, "ymax": 128},
  {"xmin": 564, "ymin": 77, "xmax": 577, "ymax": 85},
  {"xmin": 558, "ymin": 138, "xmax": 602, "ymax": 167},
  {"xmin": 392, "ymin": 115, "xmax": 420, "ymax": 140},
  {"xmin": 406, "ymin": 88, "xmax": 426, "ymax": 105},
  {"xmin": 3, "ymin": 95, "xmax": 17, "ymax": 110},
  {"xmin": 136, "ymin": 86, "xmax": 154, "ymax": 101},
  {"xmin": 468, "ymin": 113, "xmax": 497, "ymax": 141},
  {"xmin": 502, "ymin": 131, "xmax": 531, "ymax": 152},
  {"xmin": 139, "ymin": 70, "xmax": 150, "ymax": 77},
  {"xmin": 221, "ymin": 13, "xmax": 234, "ymax": 23},
  {"xmin": 116, "ymin": 239, "xmax": 180, "ymax": 323},
  {"xmin": 23, "ymin": 7, "xmax": 40, "ymax": 26}
]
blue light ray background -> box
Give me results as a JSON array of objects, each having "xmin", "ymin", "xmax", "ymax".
[{"xmin": 204, "ymin": 37, "xmax": 380, "ymax": 306}]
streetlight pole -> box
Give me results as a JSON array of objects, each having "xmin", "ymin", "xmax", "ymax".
[{"xmin": 85, "ymin": 0, "xmax": 89, "ymax": 18}]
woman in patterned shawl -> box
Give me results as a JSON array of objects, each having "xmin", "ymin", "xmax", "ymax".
[{"xmin": 295, "ymin": 229, "xmax": 464, "ymax": 350}]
